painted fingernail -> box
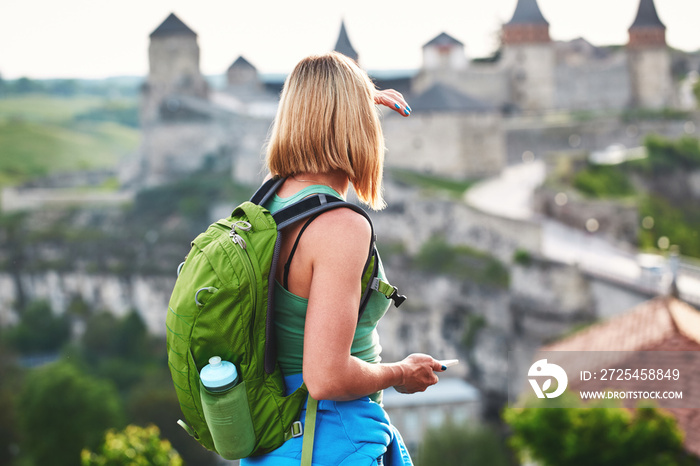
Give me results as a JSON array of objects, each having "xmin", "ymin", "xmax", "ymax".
[
  {"xmin": 406, "ymin": 106, "xmax": 412, "ymax": 112},
  {"xmin": 441, "ymin": 365, "xmax": 447, "ymax": 371},
  {"xmin": 394, "ymin": 103, "xmax": 401, "ymax": 109},
  {"xmin": 404, "ymin": 109, "xmax": 410, "ymax": 115}
]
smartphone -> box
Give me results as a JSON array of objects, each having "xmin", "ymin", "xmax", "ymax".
[{"xmin": 439, "ymin": 359, "xmax": 459, "ymax": 368}]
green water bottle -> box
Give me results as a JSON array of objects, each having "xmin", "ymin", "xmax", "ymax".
[{"xmin": 200, "ymin": 356, "xmax": 255, "ymax": 459}]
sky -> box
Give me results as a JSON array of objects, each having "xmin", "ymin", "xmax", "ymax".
[{"xmin": 1, "ymin": 0, "xmax": 699, "ymax": 80}]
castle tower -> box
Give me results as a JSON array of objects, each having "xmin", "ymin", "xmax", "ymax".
[
  {"xmin": 227, "ymin": 56, "xmax": 261, "ymax": 89},
  {"xmin": 501, "ymin": 0, "xmax": 555, "ymax": 111},
  {"xmin": 627, "ymin": 0, "xmax": 672, "ymax": 109},
  {"xmin": 334, "ymin": 21, "xmax": 359, "ymax": 63},
  {"xmin": 422, "ymin": 33, "xmax": 467, "ymax": 72},
  {"xmin": 141, "ymin": 13, "xmax": 208, "ymax": 126},
  {"xmin": 412, "ymin": 31, "xmax": 471, "ymax": 95}
]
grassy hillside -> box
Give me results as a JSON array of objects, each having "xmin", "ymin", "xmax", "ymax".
[
  {"xmin": 0, "ymin": 95, "xmax": 140, "ymax": 187},
  {"xmin": 0, "ymin": 95, "xmax": 106, "ymax": 121}
]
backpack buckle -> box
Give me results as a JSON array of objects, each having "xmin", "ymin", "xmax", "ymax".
[
  {"xmin": 291, "ymin": 421, "xmax": 303, "ymax": 438},
  {"xmin": 389, "ymin": 286, "xmax": 407, "ymax": 308}
]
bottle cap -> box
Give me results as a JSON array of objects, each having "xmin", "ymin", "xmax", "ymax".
[{"xmin": 200, "ymin": 356, "xmax": 238, "ymax": 390}]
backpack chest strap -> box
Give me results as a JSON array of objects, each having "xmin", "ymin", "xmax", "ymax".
[{"xmin": 371, "ymin": 278, "xmax": 407, "ymax": 308}]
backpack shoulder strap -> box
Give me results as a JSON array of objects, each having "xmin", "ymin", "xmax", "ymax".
[
  {"xmin": 282, "ymin": 213, "xmax": 322, "ymax": 291},
  {"xmin": 250, "ymin": 177, "xmax": 285, "ymax": 206},
  {"xmin": 271, "ymin": 193, "xmax": 357, "ymax": 229},
  {"xmin": 274, "ymin": 196, "xmax": 405, "ymax": 307}
]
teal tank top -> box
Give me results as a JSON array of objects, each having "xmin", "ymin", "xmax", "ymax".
[{"xmin": 264, "ymin": 185, "xmax": 392, "ymax": 380}]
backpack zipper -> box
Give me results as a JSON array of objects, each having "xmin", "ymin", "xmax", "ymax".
[
  {"xmin": 214, "ymin": 221, "xmax": 258, "ymax": 320},
  {"xmin": 230, "ymin": 220, "xmax": 252, "ymax": 249},
  {"xmin": 231, "ymin": 229, "xmax": 257, "ymax": 322}
]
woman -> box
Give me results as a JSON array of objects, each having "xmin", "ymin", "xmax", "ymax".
[{"xmin": 242, "ymin": 52, "xmax": 444, "ymax": 466}]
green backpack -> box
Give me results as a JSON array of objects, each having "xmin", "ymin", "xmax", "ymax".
[{"xmin": 165, "ymin": 178, "xmax": 405, "ymax": 460}]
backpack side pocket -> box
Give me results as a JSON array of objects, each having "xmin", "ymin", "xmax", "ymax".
[{"xmin": 200, "ymin": 380, "xmax": 256, "ymax": 460}]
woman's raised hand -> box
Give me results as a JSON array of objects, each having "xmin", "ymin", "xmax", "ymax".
[
  {"xmin": 393, "ymin": 353, "xmax": 444, "ymax": 394},
  {"xmin": 374, "ymin": 89, "xmax": 411, "ymax": 117}
]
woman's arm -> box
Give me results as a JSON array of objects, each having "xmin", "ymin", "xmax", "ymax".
[{"xmin": 301, "ymin": 209, "xmax": 442, "ymax": 401}]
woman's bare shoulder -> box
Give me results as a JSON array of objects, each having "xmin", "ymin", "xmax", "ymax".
[
  {"xmin": 304, "ymin": 208, "xmax": 372, "ymax": 256},
  {"xmin": 313, "ymin": 207, "xmax": 371, "ymax": 233}
]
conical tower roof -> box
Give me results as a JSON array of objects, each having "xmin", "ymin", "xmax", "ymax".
[
  {"xmin": 629, "ymin": 0, "xmax": 665, "ymax": 29},
  {"xmin": 150, "ymin": 13, "xmax": 197, "ymax": 38},
  {"xmin": 228, "ymin": 56, "xmax": 256, "ymax": 71},
  {"xmin": 423, "ymin": 32, "xmax": 463, "ymax": 48},
  {"xmin": 334, "ymin": 21, "xmax": 358, "ymax": 62},
  {"xmin": 506, "ymin": 0, "xmax": 549, "ymax": 25}
]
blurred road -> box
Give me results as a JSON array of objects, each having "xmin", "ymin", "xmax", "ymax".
[
  {"xmin": 466, "ymin": 161, "xmax": 700, "ymax": 305},
  {"xmin": 465, "ymin": 160, "xmax": 546, "ymax": 222}
]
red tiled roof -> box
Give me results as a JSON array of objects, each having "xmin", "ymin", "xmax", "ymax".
[
  {"xmin": 543, "ymin": 297, "xmax": 700, "ymax": 352},
  {"xmin": 541, "ymin": 297, "xmax": 700, "ymax": 458}
]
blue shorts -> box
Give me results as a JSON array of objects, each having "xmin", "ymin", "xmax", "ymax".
[{"xmin": 241, "ymin": 374, "xmax": 412, "ymax": 466}]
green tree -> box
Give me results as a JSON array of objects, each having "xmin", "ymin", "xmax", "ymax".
[
  {"xmin": 573, "ymin": 163, "xmax": 635, "ymax": 198},
  {"xmin": 503, "ymin": 393, "xmax": 695, "ymax": 466},
  {"xmin": 413, "ymin": 237, "xmax": 509, "ymax": 288},
  {"xmin": 638, "ymin": 195, "xmax": 700, "ymax": 257},
  {"xmin": 417, "ymin": 420, "xmax": 511, "ymax": 466},
  {"xmin": 78, "ymin": 310, "xmax": 154, "ymax": 391},
  {"xmin": 117, "ymin": 310, "xmax": 149, "ymax": 360},
  {"xmin": 81, "ymin": 309, "xmax": 150, "ymax": 362},
  {"xmin": 66, "ymin": 295, "xmax": 92, "ymax": 319},
  {"xmin": 81, "ymin": 311, "xmax": 121, "ymax": 359},
  {"xmin": 49, "ymin": 79, "xmax": 80, "ymax": 96},
  {"xmin": 18, "ymin": 361, "xmax": 125, "ymax": 466},
  {"xmin": 640, "ymin": 134, "xmax": 700, "ymax": 173},
  {"xmin": 13, "ymin": 77, "xmax": 44, "ymax": 94},
  {"xmin": 81, "ymin": 424, "xmax": 183, "ymax": 466},
  {"xmin": 2, "ymin": 300, "xmax": 71, "ymax": 354}
]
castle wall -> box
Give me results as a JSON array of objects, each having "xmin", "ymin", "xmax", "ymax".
[
  {"xmin": 459, "ymin": 65, "xmax": 512, "ymax": 107},
  {"xmin": 415, "ymin": 41, "xmax": 680, "ymax": 114},
  {"xmin": 141, "ymin": 121, "xmax": 229, "ymax": 185},
  {"xmin": 137, "ymin": 105, "xmax": 272, "ymax": 187},
  {"xmin": 555, "ymin": 54, "xmax": 632, "ymax": 110},
  {"xmin": 382, "ymin": 112, "xmax": 505, "ymax": 179},
  {"xmin": 505, "ymin": 117, "xmax": 694, "ymax": 165},
  {"xmin": 412, "ymin": 65, "xmax": 510, "ymax": 108}
]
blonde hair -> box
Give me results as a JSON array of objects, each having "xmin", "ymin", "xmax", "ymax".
[{"xmin": 265, "ymin": 52, "xmax": 385, "ymax": 210}]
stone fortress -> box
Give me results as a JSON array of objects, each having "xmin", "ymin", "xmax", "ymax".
[
  {"xmin": 130, "ymin": 0, "xmax": 698, "ymax": 190},
  {"xmin": 4, "ymin": 1, "xmax": 700, "ymax": 452}
]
